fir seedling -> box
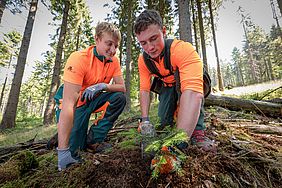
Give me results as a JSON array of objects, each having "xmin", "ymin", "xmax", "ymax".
[{"xmin": 145, "ymin": 128, "xmax": 188, "ymax": 178}]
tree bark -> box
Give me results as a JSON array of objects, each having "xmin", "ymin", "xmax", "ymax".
[
  {"xmin": 43, "ymin": 1, "xmax": 70, "ymax": 125},
  {"xmin": 208, "ymin": 0, "xmax": 224, "ymax": 91},
  {"xmin": 237, "ymin": 58, "xmax": 245, "ymax": 86},
  {"xmin": 0, "ymin": 0, "xmax": 6, "ymax": 24},
  {"xmin": 75, "ymin": 25, "xmax": 81, "ymax": 51},
  {"xmin": 196, "ymin": 0, "xmax": 208, "ymax": 71},
  {"xmin": 0, "ymin": 0, "xmax": 38, "ymax": 129},
  {"xmin": 0, "ymin": 53, "xmax": 12, "ymax": 111},
  {"xmin": 205, "ymin": 94, "xmax": 282, "ymax": 117},
  {"xmin": 242, "ymin": 20, "xmax": 258, "ymax": 83},
  {"xmin": 147, "ymin": 0, "xmax": 153, "ymax": 9},
  {"xmin": 159, "ymin": 0, "xmax": 165, "ymax": 22},
  {"xmin": 0, "ymin": 77, "xmax": 7, "ymax": 112},
  {"xmin": 266, "ymin": 57, "xmax": 275, "ymax": 80},
  {"xmin": 191, "ymin": 0, "xmax": 199, "ymax": 52},
  {"xmin": 178, "ymin": 0, "xmax": 192, "ymax": 43},
  {"xmin": 278, "ymin": 0, "xmax": 282, "ymax": 16},
  {"xmin": 124, "ymin": 0, "xmax": 132, "ymax": 111}
]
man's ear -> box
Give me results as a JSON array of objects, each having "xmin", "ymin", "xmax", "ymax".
[
  {"xmin": 162, "ymin": 26, "xmax": 167, "ymax": 37},
  {"xmin": 94, "ymin": 35, "xmax": 99, "ymax": 44}
]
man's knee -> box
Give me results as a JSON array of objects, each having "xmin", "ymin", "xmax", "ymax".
[
  {"xmin": 105, "ymin": 92, "xmax": 126, "ymax": 122},
  {"xmin": 109, "ymin": 92, "xmax": 126, "ymax": 107}
]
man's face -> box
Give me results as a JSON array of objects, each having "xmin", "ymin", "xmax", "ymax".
[
  {"xmin": 95, "ymin": 32, "xmax": 119, "ymax": 60},
  {"xmin": 136, "ymin": 24, "xmax": 166, "ymax": 59}
]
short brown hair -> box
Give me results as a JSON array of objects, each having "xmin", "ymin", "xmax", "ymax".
[
  {"xmin": 134, "ymin": 9, "xmax": 163, "ymax": 35},
  {"xmin": 95, "ymin": 22, "xmax": 121, "ymax": 42}
]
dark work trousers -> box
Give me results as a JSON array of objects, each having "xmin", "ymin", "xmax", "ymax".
[
  {"xmin": 55, "ymin": 91, "xmax": 126, "ymax": 155},
  {"xmin": 158, "ymin": 85, "xmax": 205, "ymax": 131}
]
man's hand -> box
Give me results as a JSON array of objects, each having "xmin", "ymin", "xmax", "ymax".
[
  {"xmin": 81, "ymin": 83, "xmax": 107, "ymax": 102},
  {"xmin": 57, "ymin": 147, "xmax": 79, "ymax": 171},
  {"xmin": 139, "ymin": 121, "xmax": 156, "ymax": 137}
]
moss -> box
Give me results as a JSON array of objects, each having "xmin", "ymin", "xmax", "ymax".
[
  {"xmin": 12, "ymin": 150, "xmax": 39, "ymax": 176},
  {"xmin": 217, "ymin": 173, "xmax": 239, "ymax": 188}
]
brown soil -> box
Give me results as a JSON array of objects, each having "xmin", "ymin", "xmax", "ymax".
[{"xmin": 0, "ymin": 107, "xmax": 281, "ymax": 188}]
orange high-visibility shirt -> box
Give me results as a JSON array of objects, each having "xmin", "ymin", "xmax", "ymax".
[
  {"xmin": 138, "ymin": 39, "xmax": 203, "ymax": 94},
  {"xmin": 63, "ymin": 45, "xmax": 122, "ymax": 107}
]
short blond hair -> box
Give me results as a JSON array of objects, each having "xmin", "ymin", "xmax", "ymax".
[{"xmin": 95, "ymin": 22, "xmax": 121, "ymax": 42}]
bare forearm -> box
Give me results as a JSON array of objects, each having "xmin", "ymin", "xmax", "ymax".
[
  {"xmin": 140, "ymin": 90, "xmax": 150, "ymax": 117},
  {"xmin": 58, "ymin": 107, "xmax": 75, "ymax": 149},
  {"xmin": 177, "ymin": 90, "xmax": 203, "ymax": 137},
  {"xmin": 105, "ymin": 83, "xmax": 126, "ymax": 93},
  {"xmin": 57, "ymin": 81, "xmax": 81, "ymax": 149}
]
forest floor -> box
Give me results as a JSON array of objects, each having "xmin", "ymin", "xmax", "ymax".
[{"xmin": 0, "ymin": 105, "xmax": 281, "ymax": 188}]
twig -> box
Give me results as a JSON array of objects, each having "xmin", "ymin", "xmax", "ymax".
[
  {"xmin": 267, "ymin": 167, "xmax": 273, "ymax": 188},
  {"xmin": 112, "ymin": 116, "xmax": 139, "ymax": 129},
  {"xmin": 250, "ymin": 100, "xmax": 267, "ymax": 118},
  {"xmin": 165, "ymin": 181, "xmax": 171, "ymax": 188},
  {"xmin": 145, "ymin": 177, "xmax": 152, "ymax": 188},
  {"xmin": 221, "ymin": 118, "xmax": 259, "ymax": 123},
  {"xmin": 230, "ymin": 140, "xmax": 282, "ymax": 166},
  {"xmin": 259, "ymin": 86, "xmax": 282, "ymax": 100}
]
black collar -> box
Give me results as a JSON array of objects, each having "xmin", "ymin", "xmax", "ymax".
[{"xmin": 93, "ymin": 47, "xmax": 113, "ymax": 63}]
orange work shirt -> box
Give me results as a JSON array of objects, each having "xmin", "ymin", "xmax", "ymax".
[
  {"xmin": 138, "ymin": 39, "xmax": 203, "ymax": 94},
  {"xmin": 63, "ymin": 45, "xmax": 122, "ymax": 107}
]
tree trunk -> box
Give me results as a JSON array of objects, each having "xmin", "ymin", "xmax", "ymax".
[
  {"xmin": 0, "ymin": 0, "xmax": 6, "ymax": 24},
  {"xmin": 124, "ymin": 0, "xmax": 133, "ymax": 111},
  {"xmin": 205, "ymin": 94, "xmax": 282, "ymax": 117},
  {"xmin": 0, "ymin": 0, "xmax": 38, "ymax": 129},
  {"xmin": 266, "ymin": 57, "xmax": 275, "ymax": 80},
  {"xmin": 242, "ymin": 21, "xmax": 258, "ymax": 83},
  {"xmin": 237, "ymin": 58, "xmax": 245, "ymax": 86},
  {"xmin": 196, "ymin": 0, "xmax": 208, "ymax": 71},
  {"xmin": 191, "ymin": 0, "xmax": 199, "ymax": 52},
  {"xmin": 146, "ymin": 0, "xmax": 153, "ymax": 9},
  {"xmin": 75, "ymin": 25, "xmax": 81, "ymax": 51},
  {"xmin": 43, "ymin": 1, "xmax": 70, "ymax": 125},
  {"xmin": 278, "ymin": 0, "xmax": 282, "ymax": 16},
  {"xmin": 0, "ymin": 77, "xmax": 7, "ymax": 112},
  {"xmin": 159, "ymin": 0, "xmax": 165, "ymax": 23},
  {"xmin": 271, "ymin": 0, "xmax": 281, "ymax": 31},
  {"xmin": 0, "ymin": 53, "xmax": 12, "ymax": 111},
  {"xmin": 208, "ymin": 0, "xmax": 224, "ymax": 91},
  {"xmin": 178, "ymin": 0, "xmax": 192, "ymax": 43}
]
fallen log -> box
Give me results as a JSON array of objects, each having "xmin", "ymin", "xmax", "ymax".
[
  {"xmin": 205, "ymin": 94, "xmax": 282, "ymax": 117},
  {"xmin": 0, "ymin": 141, "xmax": 47, "ymax": 162},
  {"xmin": 245, "ymin": 125, "xmax": 282, "ymax": 136}
]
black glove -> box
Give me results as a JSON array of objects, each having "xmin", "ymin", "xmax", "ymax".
[{"xmin": 81, "ymin": 83, "xmax": 107, "ymax": 102}]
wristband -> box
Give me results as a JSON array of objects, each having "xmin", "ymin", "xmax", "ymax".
[{"xmin": 141, "ymin": 117, "xmax": 149, "ymax": 122}]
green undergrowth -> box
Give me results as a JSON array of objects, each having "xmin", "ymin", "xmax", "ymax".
[
  {"xmin": 224, "ymin": 87, "xmax": 282, "ymax": 100},
  {"xmin": 0, "ymin": 116, "xmax": 57, "ymax": 147},
  {"xmin": 241, "ymin": 87, "xmax": 282, "ymax": 100}
]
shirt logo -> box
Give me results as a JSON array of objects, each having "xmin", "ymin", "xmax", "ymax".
[{"xmin": 67, "ymin": 66, "xmax": 76, "ymax": 73}]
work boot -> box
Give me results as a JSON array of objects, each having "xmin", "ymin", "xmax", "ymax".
[
  {"xmin": 191, "ymin": 130, "xmax": 216, "ymax": 152},
  {"xmin": 176, "ymin": 141, "xmax": 188, "ymax": 150},
  {"xmin": 46, "ymin": 133, "xmax": 58, "ymax": 150},
  {"xmin": 87, "ymin": 142, "xmax": 112, "ymax": 153}
]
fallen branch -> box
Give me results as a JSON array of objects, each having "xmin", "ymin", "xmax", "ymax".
[
  {"xmin": 230, "ymin": 140, "xmax": 281, "ymax": 166},
  {"xmin": 246, "ymin": 125, "xmax": 282, "ymax": 136},
  {"xmin": 259, "ymin": 86, "xmax": 282, "ymax": 100},
  {"xmin": 0, "ymin": 141, "xmax": 47, "ymax": 162},
  {"xmin": 220, "ymin": 119, "xmax": 282, "ymax": 126},
  {"xmin": 113, "ymin": 115, "xmax": 139, "ymax": 128},
  {"xmin": 205, "ymin": 94, "xmax": 282, "ymax": 117}
]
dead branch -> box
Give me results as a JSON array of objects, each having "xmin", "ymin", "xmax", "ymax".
[
  {"xmin": 205, "ymin": 94, "xmax": 282, "ymax": 117},
  {"xmin": 259, "ymin": 86, "xmax": 282, "ymax": 100}
]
